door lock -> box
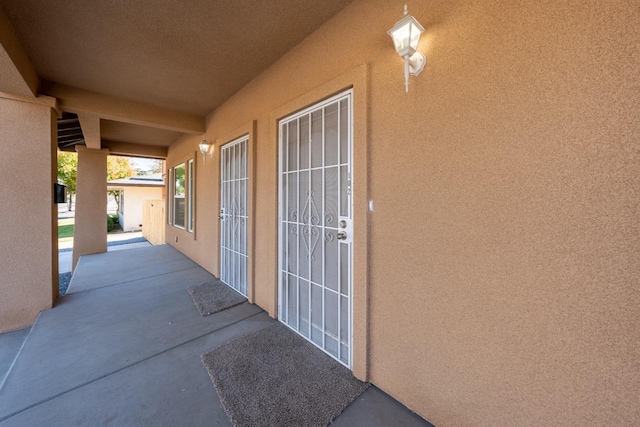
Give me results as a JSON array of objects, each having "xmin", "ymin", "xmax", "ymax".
[{"xmin": 337, "ymin": 216, "xmax": 352, "ymax": 243}]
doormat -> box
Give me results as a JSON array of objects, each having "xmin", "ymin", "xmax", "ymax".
[
  {"xmin": 201, "ymin": 322, "xmax": 368, "ymax": 427},
  {"xmin": 187, "ymin": 280, "xmax": 247, "ymax": 316}
]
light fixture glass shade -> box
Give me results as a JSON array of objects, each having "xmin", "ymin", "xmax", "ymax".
[
  {"xmin": 199, "ymin": 137, "xmax": 213, "ymax": 163},
  {"xmin": 388, "ymin": 5, "xmax": 427, "ymax": 93},
  {"xmin": 199, "ymin": 139, "xmax": 211, "ymax": 154},
  {"xmin": 387, "ymin": 11, "xmax": 425, "ymax": 58}
]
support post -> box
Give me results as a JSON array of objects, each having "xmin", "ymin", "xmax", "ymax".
[{"xmin": 72, "ymin": 147, "xmax": 109, "ymax": 270}]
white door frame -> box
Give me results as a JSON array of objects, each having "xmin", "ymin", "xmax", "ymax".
[
  {"xmin": 278, "ymin": 90, "xmax": 354, "ymax": 368},
  {"xmin": 220, "ymin": 135, "xmax": 249, "ymax": 296}
]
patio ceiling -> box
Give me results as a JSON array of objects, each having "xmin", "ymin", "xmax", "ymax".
[
  {"xmin": 0, "ymin": 0, "xmax": 353, "ymax": 153},
  {"xmin": 56, "ymin": 113, "xmax": 84, "ymax": 151}
]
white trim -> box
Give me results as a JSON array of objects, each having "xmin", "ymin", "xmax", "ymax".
[
  {"xmin": 278, "ymin": 89, "xmax": 354, "ymax": 368},
  {"xmin": 187, "ymin": 159, "xmax": 195, "ymax": 233},
  {"xmin": 172, "ymin": 162, "xmax": 186, "ymax": 229},
  {"xmin": 167, "ymin": 168, "xmax": 173, "ymax": 225},
  {"xmin": 220, "ymin": 135, "xmax": 250, "ymax": 297}
]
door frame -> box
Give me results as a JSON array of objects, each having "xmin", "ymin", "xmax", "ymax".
[
  {"xmin": 215, "ymin": 121, "xmax": 257, "ymax": 303},
  {"xmin": 270, "ymin": 64, "xmax": 369, "ymax": 379},
  {"xmin": 220, "ymin": 134, "xmax": 250, "ymax": 297},
  {"xmin": 277, "ymin": 89, "xmax": 354, "ymax": 368}
]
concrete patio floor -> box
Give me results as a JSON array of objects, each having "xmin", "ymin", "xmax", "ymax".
[{"xmin": 0, "ymin": 245, "xmax": 432, "ymax": 427}]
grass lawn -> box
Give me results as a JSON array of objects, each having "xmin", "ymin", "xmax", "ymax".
[
  {"xmin": 58, "ymin": 218, "xmax": 74, "ymax": 241},
  {"xmin": 58, "ymin": 216, "xmax": 123, "ymax": 242},
  {"xmin": 59, "ymin": 225, "xmax": 74, "ymax": 240}
]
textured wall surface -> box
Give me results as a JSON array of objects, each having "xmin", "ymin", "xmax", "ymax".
[
  {"xmin": 119, "ymin": 186, "xmax": 163, "ymax": 232},
  {"xmin": 72, "ymin": 147, "xmax": 108, "ymax": 269},
  {"xmin": 166, "ymin": 0, "xmax": 640, "ymax": 425},
  {"xmin": 0, "ymin": 96, "xmax": 56, "ymax": 332}
]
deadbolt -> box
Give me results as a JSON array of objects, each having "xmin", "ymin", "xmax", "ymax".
[
  {"xmin": 339, "ymin": 220, "xmax": 347, "ymax": 228},
  {"xmin": 337, "ymin": 231, "xmax": 347, "ymax": 240}
]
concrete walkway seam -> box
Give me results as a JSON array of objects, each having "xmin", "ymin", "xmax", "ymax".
[
  {"xmin": 67, "ymin": 265, "xmax": 204, "ymax": 296},
  {"xmin": 0, "ymin": 319, "xmax": 38, "ymax": 393},
  {"xmin": 0, "ymin": 308, "xmax": 266, "ymax": 423}
]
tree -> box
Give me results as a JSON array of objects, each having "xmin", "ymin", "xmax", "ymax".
[
  {"xmin": 107, "ymin": 156, "xmax": 134, "ymax": 181},
  {"xmin": 107, "ymin": 156, "xmax": 135, "ymax": 214},
  {"xmin": 149, "ymin": 159, "xmax": 163, "ymax": 174},
  {"xmin": 57, "ymin": 153, "xmax": 136, "ymax": 213},
  {"xmin": 132, "ymin": 158, "xmax": 163, "ymax": 176},
  {"xmin": 57, "ymin": 151, "xmax": 77, "ymax": 211}
]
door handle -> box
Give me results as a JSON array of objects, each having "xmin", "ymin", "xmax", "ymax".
[{"xmin": 337, "ymin": 231, "xmax": 347, "ymax": 240}]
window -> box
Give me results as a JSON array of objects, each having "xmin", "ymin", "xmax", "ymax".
[
  {"xmin": 169, "ymin": 160, "xmax": 195, "ymax": 232},
  {"xmin": 173, "ymin": 163, "xmax": 186, "ymax": 228},
  {"xmin": 188, "ymin": 159, "xmax": 195, "ymax": 232},
  {"xmin": 119, "ymin": 190, "xmax": 124, "ymax": 215},
  {"xmin": 167, "ymin": 168, "xmax": 172, "ymax": 225}
]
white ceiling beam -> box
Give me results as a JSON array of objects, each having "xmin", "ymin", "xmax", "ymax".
[
  {"xmin": 0, "ymin": 6, "xmax": 39, "ymax": 96},
  {"xmin": 42, "ymin": 83, "xmax": 205, "ymax": 135}
]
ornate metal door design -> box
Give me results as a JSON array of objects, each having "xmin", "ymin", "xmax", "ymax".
[
  {"xmin": 220, "ymin": 136, "xmax": 249, "ymax": 296},
  {"xmin": 278, "ymin": 91, "xmax": 353, "ymax": 367}
]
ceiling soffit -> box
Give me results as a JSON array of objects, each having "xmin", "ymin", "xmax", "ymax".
[
  {"xmin": 0, "ymin": 0, "xmax": 354, "ymax": 116},
  {"xmin": 101, "ymin": 120, "xmax": 183, "ymax": 147},
  {"xmin": 0, "ymin": 0, "xmax": 354, "ymax": 156}
]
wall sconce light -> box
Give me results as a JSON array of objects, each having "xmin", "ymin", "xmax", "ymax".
[
  {"xmin": 388, "ymin": 4, "xmax": 426, "ymax": 93},
  {"xmin": 199, "ymin": 136, "xmax": 214, "ymax": 164}
]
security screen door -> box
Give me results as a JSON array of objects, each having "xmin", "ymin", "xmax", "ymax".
[
  {"xmin": 278, "ymin": 90, "xmax": 353, "ymax": 367},
  {"xmin": 220, "ymin": 136, "xmax": 249, "ymax": 296}
]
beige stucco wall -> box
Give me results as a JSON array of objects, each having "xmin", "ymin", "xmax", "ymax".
[
  {"xmin": 0, "ymin": 95, "xmax": 57, "ymax": 332},
  {"xmin": 72, "ymin": 147, "xmax": 108, "ymax": 269},
  {"xmin": 166, "ymin": 0, "xmax": 639, "ymax": 425},
  {"xmin": 120, "ymin": 186, "xmax": 163, "ymax": 232}
]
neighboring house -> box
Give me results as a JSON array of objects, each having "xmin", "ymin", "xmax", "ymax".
[
  {"xmin": 107, "ymin": 174, "xmax": 164, "ymax": 232},
  {"xmin": 0, "ymin": 1, "xmax": 638, "ymax": 426}
]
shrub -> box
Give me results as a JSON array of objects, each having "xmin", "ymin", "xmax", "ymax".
[
  {"xmin": 107, "ymin": 215, "xmax": 115, "ymax": 232},
  {"xmin": 107, "ymin": 214, "xmax": 121, "ymax": 232}
]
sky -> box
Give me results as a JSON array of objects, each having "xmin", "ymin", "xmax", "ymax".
[{"xmin": 130, "ymin": 157, "xmax": 163, "ymax": 172}]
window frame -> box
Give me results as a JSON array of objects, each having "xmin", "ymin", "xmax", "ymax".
[
  {"xmin": 187, "ymin": 159, "xmax": 195, "ymax": 232},
  {"xmin": 168, "ymin": 158, "xmax": 195, "ymax": 233},
  {"xmin": 167, "ymin": 168, "xmax": 173, "ymax": 225},
  {"xmin": 173, "ymin": 162, "xmax": 186, "ymax": 229}
]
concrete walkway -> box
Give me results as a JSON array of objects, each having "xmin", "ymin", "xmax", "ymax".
[
  {"xmin": 57, "ymin": 206, "xmax": 151, "ymax": 274},
  {"xmin": 0, "ymin": 245, "xmax": 431, "ymax": 426},
  {"xmin": 58, "ymin": 232, "xmax": 151, "ymax": 274}
]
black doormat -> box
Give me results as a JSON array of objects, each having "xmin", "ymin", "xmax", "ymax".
[
  {"xmin": 187, "ymin": 280, "xmax": 247, "ymax": 316},
  {"xmin": 201, "ymin": 322, "xmax": 368, "ymax": 427}
]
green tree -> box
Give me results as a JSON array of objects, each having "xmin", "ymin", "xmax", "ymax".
[
  {"xmin": 57, "ymin": 152, "xmax": 136, "ymax": 213},
  {"xmin": 57, "ymin": 151, "xmax": 77, "ymax": 211},
  {"xmin": 107, "ymin": 156, "xmax": 135, "ymax": 213},
  {"xmin": 174, "ymin": 164, "xmax": 185, "ymax": 194},
  {"xmin": 107, "ymin": 156, "xmax": 134, "ymax": 181}
]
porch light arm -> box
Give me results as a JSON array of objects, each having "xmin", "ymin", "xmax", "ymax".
[{"xmin": 404, "ymin": 55, "xmax": 410, "ymax": 93}]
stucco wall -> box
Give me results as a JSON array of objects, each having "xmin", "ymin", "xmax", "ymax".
[
  {"xmin": 166, "ymin": 0, "xmax": 640, "ymax": 425},
  {"xmin": 120, "ymin": 186, "xmax": 163, "ymax": 232},
  {"xmin": 0, "ymin": 96, "xmax": 57, "ymax": 332},
  {"xmin": 72, "ymin": 147, "xmax": 108, "ymax": 269}
]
